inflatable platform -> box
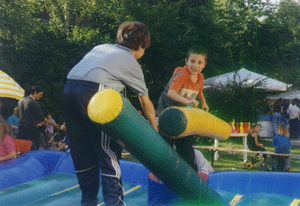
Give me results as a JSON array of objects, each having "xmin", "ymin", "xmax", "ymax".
[{"xmin": 0, "ymin": 151, "xmax": 300, "ymax": 206}]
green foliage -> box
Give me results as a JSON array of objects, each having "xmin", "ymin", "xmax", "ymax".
[
  {"xmin": 0, "ymin": 0, "xmax": 299, "ymax": 123},
  {"xmin": 256, "ymin": 0, "xmax": 300, "ymax": 88},
  {"xmin": 193, "ymin": 135, "xmax": 214, "ymax": 146},
  {"xmin": 0, "ymin": 0, "xmax": 43, "ymax": 48},
  {"xmin": 205, "ymin": 71, "xmax": 269, "ymax": 123}
]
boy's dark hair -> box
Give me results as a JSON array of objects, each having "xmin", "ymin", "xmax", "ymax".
[
  {"xmin": 31, "ymin": 86, "xmax": 43, "ymax": 94},
  {"xmin": 186, "ymin": 45, "xmax": 208, "ymax": 62},
  {"xmin": 116, "ymin": 21, "xmax": 151, "ymax": 51}
]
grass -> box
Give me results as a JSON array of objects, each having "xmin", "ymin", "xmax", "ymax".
[
  {"xmin": 199, "ymin": 137, "xmax": 300, "ymax": 172},
  {"xmin": 123, "ymin": 137, "xmax": 300, "ymax": 173}
]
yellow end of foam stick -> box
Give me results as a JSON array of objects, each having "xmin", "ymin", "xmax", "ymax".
[
  {"xmin": 176, "ymin": 107, "xmax": 231, "ymax": 140},
  {"xmin": 88, "ymin": 89, "xmax": 123, "ymax": 124}
]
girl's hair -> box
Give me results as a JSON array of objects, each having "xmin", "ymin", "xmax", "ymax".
[
  {"xmin": 116, "ymin": 21, "xmax": 151, "ymax": 51},
  {"xmin": 277, "ymin": 124, "xmax": 289, "ymax": 137},
  {"xmin": 248, "ymin": 123, "xmax": 260, "ymax": 135},
  {"xmin": 0, "ymin": 115, "xmax": 12, "ymax": 138}
]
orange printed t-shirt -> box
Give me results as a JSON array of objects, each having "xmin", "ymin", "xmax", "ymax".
[{"xmin": 169, "ymin": 66, "xmax": 204, "ymax": 100}]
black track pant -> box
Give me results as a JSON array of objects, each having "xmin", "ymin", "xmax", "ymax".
[{"xmin": 63, "ymin": 79, "xmax": 125, "ymax": 206}]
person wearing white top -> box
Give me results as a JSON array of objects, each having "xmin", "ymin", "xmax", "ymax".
[
  {"xmin": 194, "ymin": 149, "xmax": 215, "ymax": 175},
  {"xmin": 287, "ymin": 99, "xmax": 300, "ymax": 139}
]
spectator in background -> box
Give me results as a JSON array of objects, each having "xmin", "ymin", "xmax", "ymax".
[
  {"xmin": 262, "ymin": 99, "xmax": 274, "ymax": 115},
  {"xmin": 281, "ymin": 99, "xmax": 289, "ymax": 128},
  {"xmin": 17, "ymin": 86, "xmax": 60, "ymax": 150},
  {"xmin": 247, "ymin": 123, "xmax": 269, "ymax": 171},
  {"xmin": 37, "ymin": 121, "xmax": 49, "ymax": 150},
  {"xmin": 7, "ymin": 107, "xmax": 19, "ymax": 138},
  {"xmin": 287, "ymin": 99, "xmax": 300, "ymax": 139},
  {"xmin": 272, "ymin": 98, "xmax": 283, "ymax": 135},
  {"xmin": 56, "ymin": 137, "xmax": 70, "ymax": 152},
  {"xmin": 0, "ymin": 116, "xmax": 16, "ymax": 162},
  {"xmin": 56, "ymin": 122, "xmax": 70, "ymax": 152},
  {"xmin": 295, "ymin": 98, "xmax": 300, "ymax": 109},
  {"xmin": 45, "ymin": 113, "xmax": 56, "ymax": 145},
  {"xmin": 272, "ymin": 124, "xmax": 292, "ymax": 172},
  {"xmin": 288, "ymin": 99, "xmax": 292, "ymax": 110}
]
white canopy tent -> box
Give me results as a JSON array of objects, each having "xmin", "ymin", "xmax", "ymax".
[
  {"xmin": 266, "ymin": 90, "xmax": 300, "ymax": 100},
  {"xmin": 204, "ymin": 68, "xmax": 292, "ymax": 92}
]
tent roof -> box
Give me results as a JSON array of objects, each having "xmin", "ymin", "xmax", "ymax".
[
  {"xmin": 266, "ymin": 90, "xmax": 300, "ymax": 100},
  {"xmin": 204, "ymin": 68, "xmax": 292, "ymax": 92},
  {"xmin": 0, "ymin": 70, "xmax": 25, "ymax": 100}
]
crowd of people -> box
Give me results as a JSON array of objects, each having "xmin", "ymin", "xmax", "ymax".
[
  {"xmin": 0, "ymin": 86, "xmax": 71, "ymax": 164},
  {"xmin": 267, "ymin": 98, "xmax": 300, "ymax": 139}
]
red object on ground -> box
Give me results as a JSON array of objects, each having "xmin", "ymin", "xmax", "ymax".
[{"xmin": 13, "ymin": 139, "xmax": 32, "ymax": 154}]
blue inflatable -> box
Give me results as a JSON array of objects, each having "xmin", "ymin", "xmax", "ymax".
[{"xmin": 1, "ymin": 150, "xmax": 300, "ymax": 206}]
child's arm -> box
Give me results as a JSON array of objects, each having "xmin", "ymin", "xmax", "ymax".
[
  {"xmin": 167, "ymin": 89, "xmax": 199, "ymax": 106},
  {"xmin": 138, "ymin": 95, "xmax": 158, "ymax": 132},
  {"xmin": 253, "ymin": 133, "xmax": 264, "ymax": 148},
  {"xmin": 0, "ymin": 151, "xmax": 16, "ymax": 162},
  {"xmin": 57, "ymin": 143, "xmax": 66, "ymax": 151},
  {"xmin": 198, "ymin": 93, "xmax": 209, "ymax": 111},
  {"xmin": 43, "ymin": 118, "xmax": 61, "ymax": 130}
]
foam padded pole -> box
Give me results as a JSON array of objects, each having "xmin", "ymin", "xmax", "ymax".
[
  {"xmin": 87, "ymin": 89, "xmax": 228, "ymax": 206},
  {"xmin": 158, "ymin": 106, "xmax": 231, "ymax": 140}
]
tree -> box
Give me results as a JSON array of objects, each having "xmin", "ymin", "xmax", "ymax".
[
  {"xmin": 212, "ymin": 0, "xmax": 270, "ymax": 71},
  {"xmin": 257, "ymin": 0, "xmax": 300, "ymax": 88},
  {"xmin": 1, "ymin": 0, "xmax": 299, "ymax": 124},
  {"xmin": 0, "ymin": 0, "xmax": 42, "ymax": 48}
]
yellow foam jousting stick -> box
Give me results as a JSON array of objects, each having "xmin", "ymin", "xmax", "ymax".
[{"xmin": 158, "ymin": 106, "xmax": 231, "ymax": 140}]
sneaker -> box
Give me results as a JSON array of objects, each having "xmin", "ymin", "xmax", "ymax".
[{"xmin": 198, "ymin": 171, "xmax": 209, "ymax": 181}]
